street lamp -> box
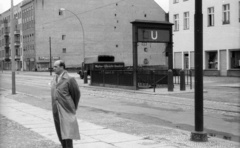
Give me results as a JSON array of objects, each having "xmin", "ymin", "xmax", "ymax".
[
  {"xmin": 59, "ymin": 8, "xmax": 85, "ymax": 63},
  {"xmin": 11, "ymin": 0, "xmax": 16, "ymax": 94}
]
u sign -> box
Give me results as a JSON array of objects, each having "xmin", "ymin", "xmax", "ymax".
[
  {"xmin": 138, "ymin": 29, "xmax": 170, "ymax": 42},
  {"xmin": 151, "ymin": 31, "xmax": 158, "ymax": 40}
]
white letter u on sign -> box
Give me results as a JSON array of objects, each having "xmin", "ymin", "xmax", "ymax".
[{"xmin": 151, "ymin": 31, "xmax": 158, "ymax": 40}]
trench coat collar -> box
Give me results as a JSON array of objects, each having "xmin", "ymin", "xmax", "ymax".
[
  {"xmin": 56, "ymin": 70, "xmax": 70, "ymax": 86},
  {"xmin": 61, "ymin": 70, "xmax": 70, "ymax": 79}
]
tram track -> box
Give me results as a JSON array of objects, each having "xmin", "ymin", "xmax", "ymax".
[
  {"xmin": 1, "ymin": 74, "xmax": 239, "ymax": 116},
  {"xmin": 82, "ymin": 88, "xmax": 240, "ymax": 116}
]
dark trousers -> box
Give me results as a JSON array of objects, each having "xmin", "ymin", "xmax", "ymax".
[{"xmin": 54, "ymin": 112, "xmax": 73, "ymax": 148}]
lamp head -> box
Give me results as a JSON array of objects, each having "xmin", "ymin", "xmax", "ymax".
[{"xmin": 59, "ymin": 8, "xmax": 65, "ymax": 11}]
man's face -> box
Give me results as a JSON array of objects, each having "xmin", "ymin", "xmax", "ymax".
[{"xmin": 53, "ymin": 61, "xmax": 63, "ymax": 75}]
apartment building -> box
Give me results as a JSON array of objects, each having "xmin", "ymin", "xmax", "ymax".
[
  {"xmin": 3, "ymin": 0, "xmax": 166, "ymax": 71},
  {"xmin": 0, "ymin": 2, "xmax": 22, "ymax": 71},
  {"xmin": 169, "ymin": 0, "xmax": 240, "ymax": 76}
]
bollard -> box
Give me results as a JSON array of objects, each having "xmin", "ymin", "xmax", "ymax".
[
  {"xmin": 180, "ymin": 70, "xmax": 185, "ymax": 91},
  {"xmin": 168, "ymin": 69, "xmax": 174, "ymax": 92},
  {"xmin": 152, "ymin": 70, "xmax": 156, "ymax": 92},
  {"xmin": 190, "ymin": 70, "xmax": 192, "ymax": 90},
  {"xmin": 84, "ymin": 71, "xmax": 88, "ymax": 84}
]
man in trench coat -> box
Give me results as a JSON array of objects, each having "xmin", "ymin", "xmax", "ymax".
[{"xmin": 51, "ymin": 60, "xmax": 80, "ymax": 148}]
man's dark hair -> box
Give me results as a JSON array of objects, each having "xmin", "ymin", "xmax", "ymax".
[{"xmin": 59, "ymin": 60, "xmax": 66, "ymax": 69}]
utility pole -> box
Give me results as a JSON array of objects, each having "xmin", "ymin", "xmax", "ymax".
[
  {"xmin": 11, "ymin": 0, "xmax": 16, "ymax": 94},
  {"xmin": 49, "ymin": 37, "xmax": 52, "ymax": 76},
  {"xmin": 190, "ymin": 0, "xmax": 207, "ymax": 142}
]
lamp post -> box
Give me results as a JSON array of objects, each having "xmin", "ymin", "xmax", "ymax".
[
  {"xmin": 190, "ymin": 0, "xmax": 208, "ymax": 142},
  {"xmin": 11, "ymin": 0, "xmax": 16, "ymax": 94},
  {"xmin": 49, "ymin": 37, "xmax": 52, "ymax": 76},
  {"xmin": 59, "ymin": 8, "xmax": 85, "ymax": 63}
]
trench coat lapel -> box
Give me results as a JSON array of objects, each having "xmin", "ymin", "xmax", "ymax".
[{"xmin": 56, "ymin": 71, "xmax": 69, "ymax": 87}]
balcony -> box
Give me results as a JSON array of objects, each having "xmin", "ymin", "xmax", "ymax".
[
  {"xmin": 4, "ymin": 29, "xmax": 9, "ymax": 37},
  {"xmin": 14, "ymin": 30, "xmax": 20, "ymax": 35},
  {"xmin": 4, "ymin": 44, "xmax": 10, "ymax": 48},
  {"xmin": 15, "ymin": 55, "xmax": 21, "ymax": 61},
  {"xmin": 14, "ymin": 40, "xmax": 20, "ymax": 46},
  {"xmin": 4, "ymin": 54, "xmax": 10, "ymax": 62}
]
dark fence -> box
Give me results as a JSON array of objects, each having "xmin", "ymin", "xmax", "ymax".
[
  {"xmin": 137, "ymin": 70, "xmax": 168, "ymax": 88},
  {"xmin": 173, "ymin": 69, "xmax": 192, "ymax": 86},
  {"xmin": 91, "ymin": 69, "xmax": 192, "ymax": 89},
  {"xmin": 91, "ymin": 70, "xmax": 133, "ymax": 86}
]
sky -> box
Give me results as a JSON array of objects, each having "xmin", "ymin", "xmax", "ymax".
[{"xmin": 0, "ymin": 0, "xmax": 169, "ymax": 14}]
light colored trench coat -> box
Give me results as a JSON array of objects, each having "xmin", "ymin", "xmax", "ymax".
[{"xmin": 51, "ymin": 71, "xmax": 81, "ymax": 140}]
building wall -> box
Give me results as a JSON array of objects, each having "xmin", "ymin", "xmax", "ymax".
[
  {"xmin": 169, "ymin": 0, "xmax": 240, "ymax": 76},
  {"xmin": 22, "ymin": 0, "xmax": 36, "ymax": 71},
  {"xmin": 0, "ymin": 2, "xmax": 23, "ymax": 71},
  {"xmin": 33, "ymin": 0, "xmax": 166, "ymax": 70}
]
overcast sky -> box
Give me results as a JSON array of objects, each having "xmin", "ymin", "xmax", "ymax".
[{"xmin": 0, "ymin": 0, "xmax": 169, "ymax": 14}]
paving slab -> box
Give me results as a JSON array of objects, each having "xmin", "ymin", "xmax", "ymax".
[
  {"xmin": 80, "ymin": 128, "xmax": 120, "ymax": 136},
  {"xmin": 113, "ymin": 139, "xmax": 162, "ymax": 148},
  {"xmin": 92, "ymin": 133, "xmax": 142, "ymax": 143},
  {"xmin": 73, "ymin": 135, "xmax": 100, "ymax": 144},
  {"xmin": 31, "ymin": 127, "xmax": 56, "ymax": 134},
  {"xmin": 78, "ymin": 122, "xmax": 106, "ymax": 131},
  {"xmin": 75, "ymin": 142, "xmax": 117, "ymax": 148},
  {"xmin": 24, "ymin": 123, "xmax": 55, "ymax": 129}
]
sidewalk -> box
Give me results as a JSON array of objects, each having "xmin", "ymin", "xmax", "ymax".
[{"xmin": 0, "ymin": 91, "xmax": 239, "ymax": 148}]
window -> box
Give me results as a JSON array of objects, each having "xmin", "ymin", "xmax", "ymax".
[
  {"xmin": 208, "ymin": 7, "xmax": 214, "ymax": 26},
  {"xmin": 173, "ymin": 14, "xmax": 179, "ymax": 31},
  {"xmin": 62, "ymin": 48, "xmax": 66, "ymax": 53},
  {"xmin": 206, "ymin": 51, "xmax": 218, "ymax": 69},
  {"xmin": 184, "ymin": 53, "xmax": 189, "ymax": 69},
  {"xmin": 239, "ymin": 1, "xmax": 240, "ymax": 22},
  {"xmin": 223, "ymin": 4, "xmax": 230, "ymax": 24},
  {"xmin": 173, "ymin": 0, "xmax": 179, "ymax": 3},
  {"xmin": 183, "ymin": 12, "xmax": 189, "ymax": 29},
  {"xmin": 62, "ymin": 35, "xmax": 66, "ymax": 40},
  {"xmin": 230, "ymin": 50, "xmax": 240, "ymax": 69}
]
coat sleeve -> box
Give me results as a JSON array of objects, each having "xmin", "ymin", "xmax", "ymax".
[{"xmin": 69, "ymin": 77, "xmax": 81, "ymax": 110}]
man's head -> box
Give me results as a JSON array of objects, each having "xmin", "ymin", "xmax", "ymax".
[{"xmin": 53, "ymin": 60, "xmax": 65, "ymax": 75}]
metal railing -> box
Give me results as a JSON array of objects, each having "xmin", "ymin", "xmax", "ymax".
[
  {"xmin": 173, "ymin": 69, "xmax": 193, "ymax": 89},
  {"xmin": 137, "ymin": 70, "xmax": 168, "ymax": 88},
  {"xmin": 91, "ymin": 69, "xmax": 192, "ymax": 89},
  {"xmin": 91, "ymin": 70, "xmax": 134, "ymax": 86}
]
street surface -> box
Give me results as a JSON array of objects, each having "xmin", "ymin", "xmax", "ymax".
[{"xmin": 0, "ymin": 71, "xmax": 239, "ymax": 144}]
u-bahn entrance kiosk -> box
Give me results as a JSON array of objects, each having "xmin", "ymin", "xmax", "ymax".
[
  {"xmin": 90, "ymin": 20, "xmax": 173, "ymax": 90},
  {"xmin": 131, "ymin": 20, "xmax": 173, "ymax": 90}
]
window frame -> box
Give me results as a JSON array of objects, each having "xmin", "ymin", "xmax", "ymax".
[
  {"xmin": 173, "ymin": 0, "xmax": 179, "ymax": 4},
  {"xmin": 183, "ymin": 12, "xmax": 190, "ymax": 30},
  {"xmin": 230, "ymin": 50, "xmax": 240, "ymax": 69},
  {"xmin": 62, "ymin": 35, "xmax": 66, "ymax": 40},
  {"xmin": 222, "ymin": 4, "xmax": 230, "ymax": 25},
  {"xmin": 62, "ymin": 48, "xmax": 66, "ymax": 53},
  {"xmin": 206, "ymin": 51, "xmax": 218, "ymax": 70},
  {"xmin": 239, "ymin": 1, "xmax": 240, "ymax": 22},
  {"xmin": 173, "ymin": 14, "xmax": 179, "ymax": 31},
  {"xmin": 208, "ymin": 7, "xmax": 214, "ymax": 27}
]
